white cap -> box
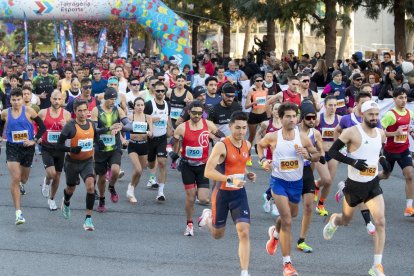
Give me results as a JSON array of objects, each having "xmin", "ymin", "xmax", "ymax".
[{"xmin": 361, "ymin": 100, "xmax": 379, "ymax": 113}]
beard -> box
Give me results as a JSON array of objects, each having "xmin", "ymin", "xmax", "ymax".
[{"xmin": 364, "ymin": 118, "xmax": 377, "ymax": 128}]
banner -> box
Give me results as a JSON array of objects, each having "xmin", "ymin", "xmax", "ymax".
[
  {"xmin": 97, "ymin": 27, "xmax": 107, "ymax": 58},
  {"xmin": 23, "ymin": 12, "xmax": 28, "ymax": 63},
  {"xmin": 59, "ymin": 21, "xmax": 66, "ymax": 59},
  {"xmin": 118, "ymin": 25, "xmax": 129, "ymax": 59},
  {"xmin": 67, "ymin": 20, "xmax": 76, "ymax": 61},
  {"xmin": 53, "ymin": 20, "xmax": 58, "ymax": 59}
]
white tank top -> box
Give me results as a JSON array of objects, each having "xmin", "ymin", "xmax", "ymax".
[
  {"xmin": 126, "ymin": 91, "xmax": 139, "ymax": 116},
  {"xmin": 347, "ymin": 124, "xmax": 382, "ymax": 182},
  {"xmin": 272, "ymin": 128, "xmax": 304, "ymax": 181},
  {"xmin": 150, "ymin": 99, "xmax": 168, "ymax": 137}
]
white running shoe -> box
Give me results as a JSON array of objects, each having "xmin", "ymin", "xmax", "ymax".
[
  {"xmin": 146, "ymin": 177, "xmax": 157, "ymax": 189},
  {"xmin": 335, "ymin": 181, "xmax": 345, "ymax": 203},
  {"xmin": 184, "ymin": 223, "xmax": 194, "ymax": 236},
  {"xmin": 126, "ymin": 183, "xmax": 137, "ymax": 203},
  {"xmin": 262, "ymin": 193, "xmax": 271, "ymax": 213},
  {"xmin": 198, "ymin": 209, "xmax": 212, "ymax": 228},
  {"xmin": 271, "ymin": 203, "xmax": 280, "ymax": 217},
  {"xmin": 156, "ymin": 192, "xmax": 166, "ymax": 201},
  {"xmin": 323, "ymin": 214, "xmax": 338, "ymax": 240},
  {"xmin": 366, "ymin": 221, "xmax": 376, "ymax": 236},
  {"xmin": 42, "ymin": 177, "xmax": 50, "ymax": 198},
  {"xmin": 48, "ymin": 199, "xmax": 57, "ymax": 211}
]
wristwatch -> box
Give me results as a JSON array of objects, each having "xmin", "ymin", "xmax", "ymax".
[{"xmin": 226, "ymin": 177, "xmax": 233, "ymax": 186}]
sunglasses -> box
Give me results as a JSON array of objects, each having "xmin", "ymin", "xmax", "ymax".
[
  {"xmin": 190, "ymin": 111, "xmax": 203, "ymax": 116},
  {"xmin": 27, "ymin": 69, "xmax": 34, "ymax": 71},
  {"xmin": 301, "ymin": 79, "xmax": 310, "ymax": 83},
  {"xmin": 41, "ymin": 66, "xmax": 48, "ymax": 69},
  {"xmin": 255, "ymin": 79, "xmax": 263, "ymax": 82},
  {"xmin": 355, "ymin": 78, "xmax": 363, "ymax": 81},
  {"xmin": 83, "ymin": 85, "xmax": 92, "ymax": 90},
  {"xmin": 131, "ymin": 83, "xmax": 140, "ymax": 86},
  {"xmin": 224, "ymin": 94, "xmax": 235, "ymax": 98},
  {"xmin": 93, "ymin": 72, "xmax": 101, "ymax": 75},
  {"xmin": 155, "ymin": 89, "xmax": 166, "ymax": 93},
  {"xmin": 158, "ymin": 78, "xmax": 165, "ymax": 81},
  {"xmin": 305, "ymin": 115, "xmax": 316, "ymax": 121}
]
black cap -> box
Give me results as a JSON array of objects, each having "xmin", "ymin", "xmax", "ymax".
[
  {"xmin": 104, "ymin": 87, "xmax": 118, "ymax": 100},
  {"xmin": 352, "ymin": 73, "xmax": 362, "ymax": 80},
  {"xmin": 302, "ymin": 54, "xmax": 310, "ymax": 59},
  {"xmin": 300, "ymin": 100, "xmax": 316, "ymax": 119},
  {"xmin": 192, "ymin": 86, "xmax": 206, "ymax": 98},
  {"xmin": 221, "ymin": 82, "xmax": 236, "ymax": 94}
]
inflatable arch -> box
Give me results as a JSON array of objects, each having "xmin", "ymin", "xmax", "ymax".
[{"xmin": 0, "ymin": 0, "xmax": 192, "ymax": 67}]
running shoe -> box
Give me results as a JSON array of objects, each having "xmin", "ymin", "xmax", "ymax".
[
  {"xmin": 48, "ymin": 199, "xmax": 57, "ymax": 211},
  {"xmin": 109, "ymin": 187, "xmax": 119, "ymax": 203},
  {"xmin": 297, "ymin": 241, "xmax": 313, "ymax": 253},
  {"xmin": 41, "ymin": 177, "xmax": 50, "ymax": 198},
  {"xmin": 266, "ymin": 225, "xmax": 278, "ymax": 255},
  {"xmin": 61, "ymin": 198, "xmax": 71, "ymax": 219},
  {"xmin": 335, "ymin": 181, "xmax": 345, "ymax": 203},
  {"xmin": 314, "ymin": 180, "xmax": 319, "ymax": 202},
  {"xmin": 126, "ymin": 183, "xmax": 137, "ymax": 203},
  {"xmin": 170, "ymin": 160, "xmax": 177, "ymax": 169},
  {"xmin": 166, "ymin": 144, "xmax": 173, "ymax": 153},
  {"xmin": 15, "ymin": 210, "xmax": 25, "ymax": 225},
  {"xmin": 368, "ymin": 264, "xmax": 385, "ymax": 276},
  {"xmin": 283, "ymin": 263, "xmax": 298, "ymax": 276},
  {"xmin": 198, "ymin": 208, "xmax": 212, "ymax": 228},
  {"xmin": 404, "ymin": 206, "xmax": 414, "ymax": 217},
  {"xmin": 96, "ymin": 202, "xmax": 107, "ymax": 213},
  {"xmin": 147, "ymin": 177, "xmax": 158, "ymax": 189},
  {"xmin": 316, "ymin": 205, "xmax": 329, "ymax": 216},
  {"xmin": 184, "ymin": 223, "xmax": 194, "ymax": 236},
  {"xmin": 246, "ymin": 157, "xmax": 252, "ymax": 167},
  {"xmin": 271, "ymin": 203, "xmax": 280, "ymax": 217},
  {"xmin": 83, "ymin": 217, "xmax": 95, "ymax": 231},
  {"xmin": 19, "ymin": 182, "xmax": 26, "ymax": 195},
  {"xmin": 118, "ymin": 170, "xmax": 125, "ymax": 179},
  {"xmin": 156, "ymin": 192, "xmax": 166, "ymax": 202},
  {"xmin": 323, "ymin": 214, "xmax": 338, "ymax": 240},
  {"xmin": 262, "ymin": 193, "xmax": 271, "ymax": 213},
  {"xmin": 366, "ymin": 221, "xmax": 376, "ymax": 236}
]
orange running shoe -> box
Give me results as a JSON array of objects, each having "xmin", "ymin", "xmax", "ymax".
[
  {"xmin": 404, "ymin": 206, "xmax": 414, "ymax": 217},
  {"xmin": 265, "ymin": 226, "xmax": 278, "ymax": 255},
  {"xmin": 283, "ymin": 262, "xmax": 298, "ymax": 276}
]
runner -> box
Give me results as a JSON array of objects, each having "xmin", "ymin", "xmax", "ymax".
[
  {"xmin": 66, "ymin": 78, "xmax": 99, "ymax": 119},
  {"xmin": 166, "ymin": 74, "xmax": 193, "ymax": 129},
  {"xmin": 55, "ymin": 98, "xmax": 99, "ymax": 231},
  {"xmin": 274, "ymin": 76, "xmax": 302, "ymax": 107},
  {"xmin": 257, "ymin": 102, "xmax": 320, "ymax": 275},
  {"xmin": 126, "ymin": 97, "xmax": 153, "ymax": 203},
  {"xmin": 379, "ymin": 88, "xmax": 414, "ymax": 216},
  {"xmin": 322, "ymin": 70, "xmax": 347, "ymax": 115},
  {"xmin": 198, "ymin": 111, "xmax": 256, "ymax": 276},
  {"xmin": 91, "ymin": 87, "xmax": 129, "ymax": 212},
  {"xmin": 0, "ymin": 87, "xmax": 46, "ymax": 224},
  {"xmin": 38, "ymin": 90, "xmax": 71, "ymax": 210},
  {"xmin": 144, "ymin": 81, "xmax": 172, "ymax": 201},
  {"xmin": 171, "ymin": 100, "xmax": 223, "ymax": 236},
  {"xmin": 324, "ymin": 100, "xmax": 387, "ymax": 276}
]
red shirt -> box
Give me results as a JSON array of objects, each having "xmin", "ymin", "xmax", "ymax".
[
  {"xmin": 203, "ymin": 61, "xmax": 215, "ymax": 76},
  {"xmin": 283, "ymin": 89, "xmax": 301, "ymax": 107},
  {"xmin": 42, "ymin": 108, "xmax": 64, "ymax": 146},
  {"xmin": 181, "ymin": 119, "xmax": 210, "ymax": 162},
  {"xmin": 385, "ymin": 109, "xmax": 410, "ymax": 153}
]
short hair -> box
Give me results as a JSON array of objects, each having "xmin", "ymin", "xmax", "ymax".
[
  {"xmin": 395, "ymin": 74, "xmax": 404, "ymax": 82},
  {"xmin": 205, "ymin": 76, "xmax": 218, "ymax": 86},
  {"xmin": 324, "ymin": 95, "xmax": 337, "ymax": 105},
  {"xmin": 10, "ymin": 87, "xmax": 23, "ymax": 97},
  {"xmin": 64, "ymin": 67, "xmax": 73, "ymax": 72},
  {"xmin": 129, "ymin": 77, "xmax": 140, "ymax": 83},
  {"xmin": 393, "ymin": 87, "xmax": 407, "ymax": 98},
  {"xmin": 22, "ymin": 85, "xmax": 32, "ymax": 92},
  {"xmin": 73, "ymin": 98, "xmax": 88, "ymax": 111},
  {"xmin": 383, "ymin": 52, "xmax": 391, "ymax": 58},
  {"xmin": 288, "ymin": 75, "xmax": 299, "ymax": 82},
  {"xmin": 39, "ymin": 60, "xmax": 48, "ymax": 66},
  {"xmin": 356, "ymin": 91, "xmax": 372, "ymax": 103},
  {"xmin": 183, "ymin": 64, "xmax": 191, "ymax": 70},
  {"xmin": 9, "ymin": 74, "xmax": 19, "ymax": 81},
  {"xmin": 154, "ymin": 81, "xmax": 166, "ymax": 89},
  {"xmin": 81, "ymin": 77, "xmax": 91, "ymax": 86},
  {"xmin": 278, "ymin": 102, "xmax": 299, "ymax": 118},
  {"xmin": 176, "ymin": 74, "xmax": 186, "ymax": 81},
  {"xmin": 188, "ymin": 100, "xmax": 204, "ymax": 111},
  {"xmin": 360, "ymin": 83, "xmax": 372, "ymax": 91},
  {"xmin": 149, "ymin": 76, "xmax": 158, "ymax": 82},
  {"xmin": 297, "ymin": 72, "xmax": 311, "ymax": 79},
  {"xmin": 229, "ymin": 111, "xmax": 248, "ymax": 124},
  {"xmin": 217, "ymin": 65, "xmax": 225, "ymax": 71}
]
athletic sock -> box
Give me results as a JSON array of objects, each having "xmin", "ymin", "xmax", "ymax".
[
  {"xmin": 282, "ymin": 256, "xmax": 291, "ymax": 265},
  {"xmin": 86, "ymin": 192, "xmax": 95, "ymax": 211},
  {"xmin": 318, "ymin": 197, "xmax": 325, "ymax": 206},
  {"xmin": 158, "ymin": 183, "xmax": 165, "ymax": 194},
  {"xmin": 407, "ymin": 199, "xmax": 413, "ymax": 208},
  {"xmin": 85, "ymin": 214, "xmax": 91, "ymax": 219},
  {"xmin": 63, "ymin": 189, "xmax": 72, "ymax": 206},
  {"xmin": 240, "ymin": 270, "xmax": 249, "ymax": 276},
  {"xmin": 99, "ymin": 197, "xmax": 105, "ymax": 205},
  {"xmin": 297, "ymin": 238, "xmax": 305, "ymax": 245},
  {"xmin": 361, "ymin": 209, "xmax": 371, "ymax": 225},
  {"xmin": 273, "ymin": 229, "xmax": 279, "ymax": 239},
  {"xmin": 374, "ymin": 254, "xmax": 382, "ymax": 266}
]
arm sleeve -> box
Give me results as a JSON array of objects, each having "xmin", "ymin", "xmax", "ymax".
[
  {"xmin": 93, "ymin": 121, "xmax": 108, "ymax": 135},
  {"xmin": 0, "ymin": 116, "xmax": 5, "ymax": 136},
  {"xmin": 121, "ymin": 117, "xmax": 132, "ymax": 132},
  {"xmin": 328, "ymin": 139, "xmax": 356, "ymax": 165},
  {"xmin": 55, "ymin": 133, "xmax": 71, "ymax": 152},
  {"xmin": 33, "ymin": 116, "xmax": 46, "ymax": 140}
]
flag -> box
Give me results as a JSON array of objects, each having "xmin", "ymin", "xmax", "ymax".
[
  {"xmin": 97, "ymin": 27, "xmax": 107, "ymax": 58},
  {"xmin": 24, "ymin": 12, "xmax": 28, "ymax": 63},
  {"xmin": 118, "ymin": 25, "xmax": 129, "ymax": 58},
  {"xmin": 68, "ymin": 20, "xmax": 76, "ymax": 61},
  {"xmin": 59, "ymin": 22, "xmax": 67, "ymax": 59},
  {"xmin": 53, "ymin": 20, "xmax": 59, "ymax": 59}
]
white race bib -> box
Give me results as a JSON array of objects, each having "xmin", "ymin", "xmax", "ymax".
[
  {"xmin": 12, "ymin": 130, "xmax": 29, "ymax": 143},
  {"xmin": 279, "ymin": 158, "xmax": 300, "ymax": 172},
  {"xmin": 78, "ymin": 138, "xmax": 93, "ymax": 152},
  {"xmin": 225, "ymin": 173, "xmax": 245, "ymax": 189},
  {"xmin": 132, "ymin": 121, "xmax": 148, "ymax": 133},
  {"xmin": 100, "ymin": 134, "xmax": 115, "ymax": 146},
  {"xmin": 394, "ymin": 132, "xmax": 408, "ymax": 143},
  {"xmin": 321, "ymin": 127, "xmax": 335, "ymax": 139},
  {"xmin": 185, "ymin": 146, "xmax": 203, "ymax": 159},
  {"xmin": 47, "ymin": 131, "xmax": 61, "ymax": 143},
  {"xmin": 256, "ymin": 96, "xmax": 266, "ymax": 106}
]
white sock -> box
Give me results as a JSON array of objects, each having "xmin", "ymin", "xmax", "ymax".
[
  {"xmin": 374, "ymin": 254, "xmax": 382, "ymax": 265},
  {"xmin": 282, "ymin": 256, "xmax": 291, "ymax": 264},
  {"xmin": 331, "ymin": 215, "xmax": 337, "ymax": 227},
  {"xmin": 407, "ymin": 199, "xmax": 413, "ymax": 208},
  {"xmin": 273, "ymin": 228, "xmax": 279, "ymax": 239},
  {"xmin": 158, "ymin": 183, "xmax": 165, "ymax": 194},
  {"xmin": 240, "ymin": 270, "xmax": 249, "ymax": 276}
]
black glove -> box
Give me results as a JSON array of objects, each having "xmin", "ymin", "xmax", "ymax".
[
  {"xmin": 319, "ymin": 156, "xmax": 326, "ymax": 164},
  {"xmin": 352, "ymin": 159, "xmax": 368, "ymax": 171},
  {"xmin": 70, "ymin": 146, "xmax": 82, "ymax": 154},
  {"xmin": 169, "ymin": 151, "xmax": 180, "ymax": 162},
  {"xmin": 379, "ymin": 156, "xmax": 391, "ymax": 173}
]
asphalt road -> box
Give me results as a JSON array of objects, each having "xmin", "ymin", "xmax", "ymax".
[{"xmin": 0, "ymin": 151, "xmax": 413, "ymax": 276}]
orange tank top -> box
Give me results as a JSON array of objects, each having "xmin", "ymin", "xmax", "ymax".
[
  {"xmin": 69, "ymin": 121, "xmax": 94, "ymax": 160},
  {"xmin": 252, "ymin": 89, "xmax": 267, "ymax": 110},
  {"xmin": 218, "ymin": 137, "xmax": 249, "ymax": 190}
]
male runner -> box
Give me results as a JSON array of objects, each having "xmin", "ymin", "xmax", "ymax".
[
  {"xmin": 171, "ymin": 101, "xmax": 223, "ymax": 236},
  {"xmin": 198, "ymin": 111, "xmax": 256, "ymax": 276},
  {"xmin": 257, "ymin": 102, "xmax": 320, "ymax": 275},
  {"xmin": 0, "ymin": 87, "xmax": 46, "ymax": 224},
  {"xmin": 38, "ymin": 90, "xmax": 71, "ymax": 210},
  {"xmin": 380, "ymin": 88, "xmax": 414, "ymax": 216},
  {"xmin": 324, "ymin": 100, "xmax": 387, "ymax": 276},
  {"xmin": 66, "ymin": 78, "xmax": 99, "ymax": 119},
  {"xmin": 56, "ymin": 98, "xmax": 100, "ymax": 231}
]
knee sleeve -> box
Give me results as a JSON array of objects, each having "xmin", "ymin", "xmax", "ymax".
[{"xmin": 86, "ymin": 192, "xmax": 95, "ymax": 211}]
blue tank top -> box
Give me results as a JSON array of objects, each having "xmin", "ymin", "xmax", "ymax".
[
  {"xmin": 318, "ymin": 113, "xmax": 339, "ymax": 142},
  {"xmin": 6, "ymin": 106, "xmax": 34, "ymax": 144}
]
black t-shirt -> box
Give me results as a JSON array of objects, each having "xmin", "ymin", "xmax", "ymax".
[{"xmin": 208, "ymin": 101, "xmax": 242, "ymax": 126}]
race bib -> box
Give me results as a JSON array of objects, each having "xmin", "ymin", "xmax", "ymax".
[
  {"xmin": 337, "ymin": 99, "xmax": 345, "ymax": 108},
  {"xmin": 100, "ymin": 134, "xmax": 115, "ymax": 146},
  {"xmin": 225, "ymin": 173, "xmax": 245, "ymax": 188},
  {"xmin": 12, "ymin": 130, "xmax": 28, "ymax": 143},
  {"xmin": 154, "ymin": 120, "xmax": 167, "ymax": 128},
  {"xmin": 360, "ymin": 166, "xmax": 377, "ymax": 176},
  {"xmin": 132, "ymin": 121, "xmax": 148, "ymax": 133},
  {"xmin": 394, "ymin": 133, "xmax": 408, "ymax": 143},
  {"xmin": 279, "ymin": 158, "xmax": 300, "ymax": 172},
  {"xmin": 321, "ymin": 127, "xmax": 335, "ymax": 139},
  {"xmin": 185, "ymin": 146, "xmax": 203, "ymax": 159},
  {"xmin": 170, "ymin": 107, "xmax": 182, "ymax": 120},
  {"xmin": 78, "ymin": 138, "xmax": 93, "ymax": 152},
  {"xmin": 47, "ymin": 131, "xmax": 61, "ymax": 143},
  {"xmin": 256, "ymin": 96, "xmax": 266, "ymax": 106}
]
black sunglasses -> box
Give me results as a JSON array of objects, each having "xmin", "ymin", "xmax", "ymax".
[
  {"xmin": 131, "ymin": 83, "xmax": 140, "ymax": 86},
  {"xmin": 41, "ymin": 66, "xmax": 48, "ymax": 69},
  {"xmin": 255, "ymin": 79, "xmax": 263, "ymax": 82},
  {"xmin": 301, "ymin": 79, "xmax": 310, "ymax": 83},
  {"xmin": 155, "ymin": 89, "xmax": 166, "ymax": 93},
  {"xmin": 83, "ymin": 85, "xmax": 92, "ymax": 90},
  {"xmin": 190, "ymin": 111, "xmax": 203, "ymax": 116},
  {"xmin": 305, "ymin": 115, "xmax": 316, "ymax": 121},
  {"xmin": 224, "ymin": 93, "xmax": 235, "ymax": 98}
]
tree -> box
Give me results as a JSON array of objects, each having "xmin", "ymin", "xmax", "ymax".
[{"xmin": 13, "ymin": 20, "xmax": 55, "ymax": 53}]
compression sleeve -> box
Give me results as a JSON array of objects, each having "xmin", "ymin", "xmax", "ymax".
[
  {"xmin": 121, "ymin": 117, "xmax": 132, "ymax": 132},
  {"xmin": 33, "ymin": 116, "xmax": 46, "ymax": 140},
  {"xmin": 0, "ymin": 117, "xmax": 5, "ymax": 136},
  {"xmin": 93, "ymin": 121, "xmax": 109, "ymax": 135},
  {"xmin": 55, "ymin": 134, "xmax": 71, "ymax": 152},
  {"xmin": 328, "ymin": 139, "xmax": 356, "ymax": 166}
]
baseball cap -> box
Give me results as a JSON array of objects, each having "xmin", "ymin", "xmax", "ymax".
[
  {"xmin": 332, "ymin": 70, "xmax": 342, "ymax": 78},
  {"xmin": 104, "ymin": 87, "xmax": 118, "ymax": 100},
  {"xmin": 107, "ymin": 77, "xmax": 119, "ymax": 85},
  {"xmin": 192, "ymin": 86, "xmax": 206, "ymax": 98},
  {"xmin": 221, "ymin": 82, "xmax": 236, "ymax": 94},
  {"xmin": 302, "ymin": 54, "xmax": 310, "ymax": 59},
  {"xmin": 352, "ymin": 73, "xmax": 362, "ymax": 80},
  {"xmin": 361, "ymin": 100, "xmax": 379, "ymax": 113}
]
